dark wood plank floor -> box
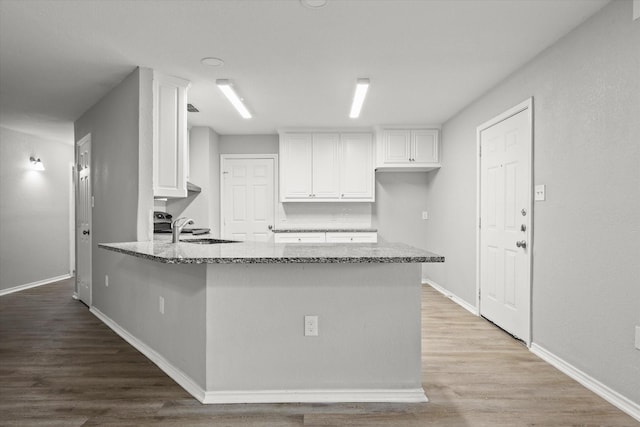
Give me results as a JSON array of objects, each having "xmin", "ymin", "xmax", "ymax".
[{"xmin": 1, "ymin": 278, "xmax": 636, "ymax": 426}]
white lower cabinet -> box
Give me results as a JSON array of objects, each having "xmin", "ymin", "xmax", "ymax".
[
  {"xmin": 325, "ymin": 232, "xmax": 377, "ymax": 243},
  {"xmin": 274, "ymin": 232, "xmax": 377, "ymax": 243},
  {"xmin": 274, "ymin": 233, "xmax": 326, "ymax": 243}
]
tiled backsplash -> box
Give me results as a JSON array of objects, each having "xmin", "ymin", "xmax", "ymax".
[{"xmin": 276, "ymin": 203, "xmax": 372, "ymax": 229}]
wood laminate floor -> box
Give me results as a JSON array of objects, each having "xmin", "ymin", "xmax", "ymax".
[{"xmin": 0, "ymin": 278, "xmax": 637, "ymax": 426}]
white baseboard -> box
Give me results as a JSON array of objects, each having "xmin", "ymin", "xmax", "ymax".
[
  {"xmin": 90, "ymin": 307, "xmax": 207, "ymax": 403},
  {"xmin": 423, "ymin": 279, "xmax": 479, "ymax": 316},
  {"xmin": 0, "ymin": 274, "xmax": 72, "ymax": 297},
  {"xmin": 203, "ymin": 389, "xmax": 428, "ymax": 404},
  {"xmin": 530, "ymin": 343, "xmax": 640, "ymax": 422},
  {"xmin": 91, "ymin": 306, "xmax": 427, "ymax": 405}
]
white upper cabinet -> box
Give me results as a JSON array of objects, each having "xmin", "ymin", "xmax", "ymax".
[
  {"xmin": 340, "ymin": 133, "xmax": 374, "ymax": 201},
  {"xmin": 311, "ymin": 133, "xmax": 340, "ymax": 199},
  {"xmin": 153, "ymin": 72, "xmax": 191, "ymax": 198},
  {"xmin": 280, "ymin": 133, "xmax": 314, "ymax": 199},
  {"xmin": 279, "ymin": 131, "xmax": 374, "ymax": 202},
  {"xmin": 376, "ymin": 127, "xmax": 440, "ymax": 172},
  {"xmin": 412, "ymin": 129, "xmax": 439, "ymax": 163},
  {"xmin": 383, "ymin": 130, "xmax": 412, "ymax": 164}
]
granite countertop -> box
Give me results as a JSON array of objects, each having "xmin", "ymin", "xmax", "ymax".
[
  {"xmin": 99, "ymin": 238, "xmax": 444, "ymax": 265},
  {"xmin": 271, "ymin": 228, "xmax": 377, "ymax": 233}
]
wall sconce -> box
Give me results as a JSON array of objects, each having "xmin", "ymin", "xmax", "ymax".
[{"xmin": 29, "ymin": 156, "xmax": 45, "ymax": 171}]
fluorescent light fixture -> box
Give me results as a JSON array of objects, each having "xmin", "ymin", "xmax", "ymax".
[
  {"xmin": 29, "ymin": 156, "xmax": 45, "ymax": 171},
  {"xmin": 216, "ymin": 79, "xmax": 252, "ymax": 119},
  {"xmin": 349, "ymin": 78, "xmax": 370, "ymax": 119}
]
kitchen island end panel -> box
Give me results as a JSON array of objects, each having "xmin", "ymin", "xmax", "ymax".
[{"xmin": 94, "ymin": 246, "xmax": 431, "ymax": 403}]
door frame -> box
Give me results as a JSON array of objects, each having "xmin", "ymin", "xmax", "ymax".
[
  {"xmin": 475, "ymin": 97, "xmax": 534, "ymax": 345},
  {"xmin": 74, "ymin": 133, "xmax": 92, "ymax": 305},
  {"xmin": 219, "ymin": 154, "xmax": 279, "ymax": 240}
]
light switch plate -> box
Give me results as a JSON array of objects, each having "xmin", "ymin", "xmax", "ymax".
[
  {"xmin": 635, "ymin": 326, "xmax": 640, "ymax": 350},
  {"xmin": 422, "ymin": 211, "xmax": 429, "ymax": 220},
  {"xmin": 535, "ymin": 185, "xmax": 546, "ymax": 201}
]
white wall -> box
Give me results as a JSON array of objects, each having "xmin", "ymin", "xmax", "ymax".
[
  {"xmin": 208, "ymin": 129, "xmax": 221, "ymax": 237},
  {"xmin": 0, "ymin": 127, "xmax": 73, "ymax": 291},
  {"xmin": 165, "ymin": 127, "xmax": 220, "ymax": 235},
  {"xmin": 219, "ymin": 134, "xmax": 278, "ymax": 155},
  {"xmin": 423, "ymin": 0, "xmax": 639, "ymax": 405},
  {"xmin": 372, "ymin": 172, "xmax": 432, "ymax": 247},
  {"xmin": 220, "ymin": 134, "xmax": 373, "ymax": 229},
  {"xmin": 74, "ymin": 67, "xmax": 154, "ymax": 298}
]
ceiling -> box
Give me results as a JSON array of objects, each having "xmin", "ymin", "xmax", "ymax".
[{"xmin": 0, "ymin": 0, "xmax": 609, "ymax": 144}]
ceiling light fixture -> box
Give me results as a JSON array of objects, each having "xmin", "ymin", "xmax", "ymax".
[
  {"xmin": 349, "ymin": 78, "xmax": 370, "ymax": 119},
  {"xmin": 216, "ymin": 79, "xmax": 252, "ymax": 119},
  {"xmin": 29, "ymin": 156, "xmax": 45, "ymax": 171},
  {"xmin": 201, "ymin": 57, "xmax": 224, "ymax": 67},
  {"xmin": 300, "ymin": 0, "xmax": 328, "ymax": 9}
]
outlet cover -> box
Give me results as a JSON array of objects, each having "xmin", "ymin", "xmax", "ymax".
[
  {"xmin": 304, "ymin": 315, "xmax": 318, "ymax": 337},
  {"xmin": 535, "ymin": 184, "xmax": 546, "ymax": 201},
  {"xmin": 159, "ymin": 296, "xmax": 165, "ymax": 315},
  {"xmin": 635, "ymin": 326, "xmax": 640, "ymax": 350},
  {"xmin": 105, "ymin": 275, "xmax": 109, "ymax": 287},
  {"xmin": 422, "ymin": 211, "xmax": 429, "ymax": 220}
]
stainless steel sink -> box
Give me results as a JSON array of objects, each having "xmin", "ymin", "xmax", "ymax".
[{"xmin": 181, "ymin": 238, "xmax": 238, "ymax": 244}]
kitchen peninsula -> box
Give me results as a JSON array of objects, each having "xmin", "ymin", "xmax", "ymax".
[{"xmin": 97, "ymin": 238, "xmax": 444, "ymax": 404}]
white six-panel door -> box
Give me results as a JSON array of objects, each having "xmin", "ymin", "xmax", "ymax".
[
  {"xmin": 479, "ymin": 99, "xmax": 532, "ymax": 344},
  {"xmin": 76, "ymin": 135, "xmax": 92, "ymax": 306},
  {"xmin": 222, "ymin": 156, "xmax": 276, "ymax": 242}
]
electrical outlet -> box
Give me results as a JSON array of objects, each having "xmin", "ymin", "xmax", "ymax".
[
  {"xmin": 635, "ymin": 326, "xmax": 640, "ymax": 350},
  {"xmin": 105, "ymin": 275, "xmax": 109, "ymax": 287},
  {"xmin": 159, "ymin": 296, "xmax": 165, "ymax": 315},
  {"xmin": 422, "ymin": 211, "xmax": 429, "ymax": 220},
  {"xmin": 535, "ymin": 184, "xmax": 546, "ymax": 201},
  {"xmin": 304, "ymin": 315, "xmax": 318, "ymax": 337}
]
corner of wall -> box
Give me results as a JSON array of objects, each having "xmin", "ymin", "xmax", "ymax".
[{"xmin": 137, "ymin": 67, "xmax": 154, "ymax": 242}]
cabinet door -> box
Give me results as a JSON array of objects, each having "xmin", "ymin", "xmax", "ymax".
[
  {"xmin": 412, "ymin": 129, "xmax": 439, "ymax": 164},
  {"xmin": 280, "ymin": 133, "xmax": 313, "ymax": 200},
  {"xmin": 311, "ymin": 133, "xmax": 340, "ymax": 199},
  {"xmin": 340, "ymin": 133, "xmax": 374, "ymax": 200},
  {"xmin": 153, "ymin": 73, "xmax": 190, "ymax": 198},
  {"xmin": 383, "ymin": 130, "xmax": 411, "ymax": 164}
]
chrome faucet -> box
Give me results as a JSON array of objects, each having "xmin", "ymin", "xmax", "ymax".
[{"xmin": 172, "ymin": 217, "xmax": 194, "ymax": 243}]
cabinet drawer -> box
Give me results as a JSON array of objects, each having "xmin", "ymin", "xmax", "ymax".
[
  {"xmin": 274, "ymin": 233, "xmax": 326, "ymax": 243},
  {"xmin": 325, "ymin": 232, "xmax": 377, "ymax": 243}
]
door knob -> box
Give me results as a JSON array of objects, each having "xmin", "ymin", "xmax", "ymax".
[
  {"xmin": 82, "ymin": 230, "xmax": 90, "ymax": 235},
  {"xmin": 516, "ymin": 240, "xmax": 527, "ymax": 249}
]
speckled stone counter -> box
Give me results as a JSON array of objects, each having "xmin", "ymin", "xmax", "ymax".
[
  {"xmin": 271, "ymin": 228, "xmax": 377, "ymax": 233},
  {"xmin": 99, "ymin": 239, "xmax": 444, "ymax": 264}
]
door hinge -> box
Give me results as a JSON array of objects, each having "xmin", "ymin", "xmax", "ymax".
[
  {"xmin": 479, "ymin": 217, "xmax": 481, "ymax": 228},
  {"xmin": 479, "ymin": 146, "xmax": 482, "ymax": 157}
]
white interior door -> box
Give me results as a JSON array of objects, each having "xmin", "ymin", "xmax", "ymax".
[
  {"xmin": 222, "ymin": 156, "xmax": 275, "ymax": 242},
  {"xmin": 479, "ymin": 100, "xmax": 532, "ymax": 344},
  {"xmin": 76, "ymin": 135, "xmax": 92, "ymax": 306}
]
